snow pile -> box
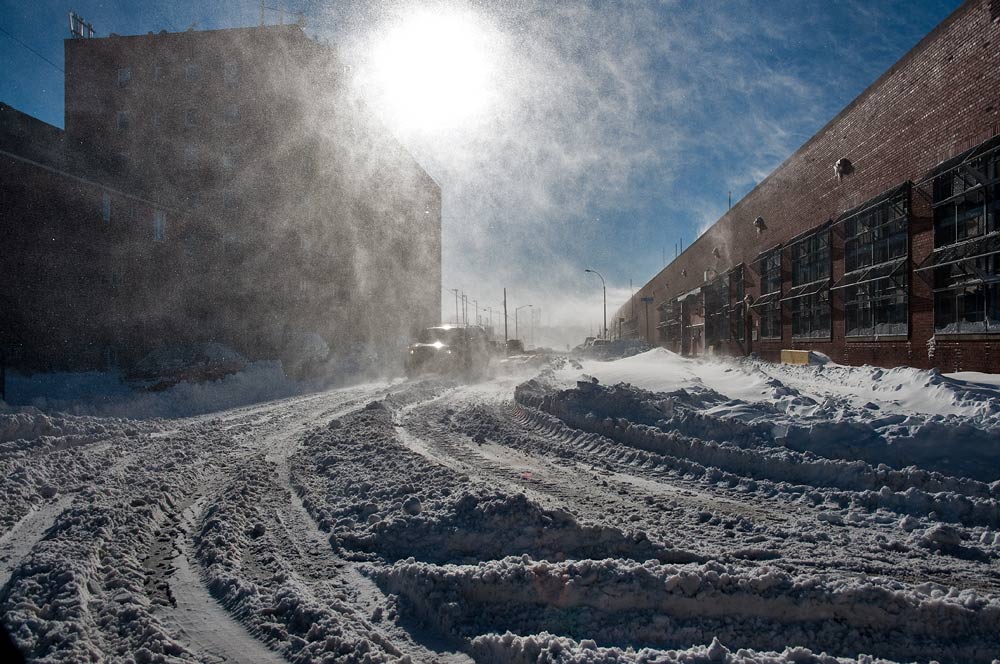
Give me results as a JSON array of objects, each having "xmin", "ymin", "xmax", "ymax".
[
  {"xmin": 292, "ymin": 399, "xmax": 695, "ymax": 566},
  {"xmin": 0, "ymin": 410, "xmax": 157, "ymax": 533},
  {"xmin": 540, "ymin": 349, "xmax": 1000, "ymax": 482},
  {"xmin": 4, "ymin": 361, "xmax": 311, "ymax": 418},
  {"xmin": 375, "ymin": 556, "xmax": 1000, "ymax": 662},
  {"xmin": 559, "ymin": 348, "xmax": 1000, "ymax": 421},
  {"xmin": 470, "ymin": 632, "xmax": 905, "ymax": 664}
]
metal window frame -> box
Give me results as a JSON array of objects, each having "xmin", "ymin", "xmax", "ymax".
[
  {"xmin": 780, "ymin": 277, "xmax": 830, "ymax": 303},
  {"xmin": 832, "ymin": 257, "xmax": 908, "ymax": 291}
]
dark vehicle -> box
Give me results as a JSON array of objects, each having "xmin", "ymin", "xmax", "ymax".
[
  {"xmin": 505, "ymin": 339, "xmax": 525, "ymax": 354},
  {"xmin": 405, "ymin": 325, "xmax": 490, "ymax": 378},
  {"xmin": 127, "ymin": 343, "xmax": 247, "ymax": 391}
]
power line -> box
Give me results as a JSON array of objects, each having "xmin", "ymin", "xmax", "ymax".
[{"xmin": 0, "ymin": 25, "xmax": 63, "ymax": 73}]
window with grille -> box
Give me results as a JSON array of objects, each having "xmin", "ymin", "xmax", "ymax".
[
  {"xmin": 757, "ymin": 247, "xmax": 782, "ymax": 339},
  {"xmin": 659, "ymin": 299, "xmax": 682, "ymax": 345},
  {"xmin": 115, "ymin": 111, "xmax": 129, "ymax": 130},
  {"xmin": 787, "ymin": 228, "xmax": 831, "ymax": 339},
  {"xmin": 704, "ymin": 276, "xmax": 729, "ymax": 346},
  {"xmin": 101, "ymin": 191, "xmax": 111, "ymax": 223},
  {"xmin": 924, "ymin": 137, "xmax": 1000, "ymax": 334},
  {"xmin": 729, "ymin": 265, "xmax": 745, "ymax": 341},
  {"xmin": 836, "ymin": 185, "xmax": 910, "ymax": 337},
  {"xmin": 117, "ymin": 67, "xmax": 131, "ymax": 87}
]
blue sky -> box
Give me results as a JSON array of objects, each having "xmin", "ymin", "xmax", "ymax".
[{"xmin": 0, "ymin": 0, "xmax": 964, "ymax": 335}]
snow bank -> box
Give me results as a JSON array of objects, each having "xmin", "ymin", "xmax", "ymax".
[
  {"xmin": 541, "ymin": 350, "xmax": 1000, "ymax": 482},
  {"xmin": 3, "ymin": 361, "xmax": 353, "ymax": 419},
  {"xmin": 471, "ymin": 632, "xmax": 906, "ymax": 664},
  {"xmin": 376, "ymin": 556, "xmax": 1000, "ymax": 662},
  {"xmin": 559, "ymin": 348, "xmax": 1000, "ymax": 419}
]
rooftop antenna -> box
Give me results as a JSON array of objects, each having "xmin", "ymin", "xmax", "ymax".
[
  {"xmin": 69, "ymin": 12, "xmax": 95, "ymax": 39},
  {"xmin": 260, "ymin": 0, "xmax": 265, "ymax": 26},
  {"xmin": 728, "ymin": 191, "xmax": 732, "ymax": 209}
]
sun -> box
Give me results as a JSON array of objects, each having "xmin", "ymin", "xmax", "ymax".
[{"xmin": 369, "ymin": 8, "xmax": 498, "ymax": 135}]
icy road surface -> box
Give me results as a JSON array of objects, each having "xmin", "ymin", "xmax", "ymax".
[{"xmin": 2, "ymin": 352, "xmax": 1000, "ymax": 663}]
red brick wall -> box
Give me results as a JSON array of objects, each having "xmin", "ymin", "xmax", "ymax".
[{"xmin": 618, "ymin": 0, "xmax": 1000, "ymax": 373}]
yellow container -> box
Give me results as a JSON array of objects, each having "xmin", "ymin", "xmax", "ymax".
[{"xmin": 780, "ymin": 349, "xmax": 811, "ymax": 365}]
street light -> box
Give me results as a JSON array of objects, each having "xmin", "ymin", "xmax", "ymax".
[
  {"xmin": 515, "ymin": 304, "xmax": 532, "ymax": 341},
  {"xmin": 584, "ymin": 268, "xmax": 607, "ymax": 340}
]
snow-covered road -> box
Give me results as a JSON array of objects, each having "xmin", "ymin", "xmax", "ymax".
[{"xmin": 2, "ymin": 354, "xmax": 1000, "ymax": 663}]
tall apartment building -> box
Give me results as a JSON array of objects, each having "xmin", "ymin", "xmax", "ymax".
[
  {"xmin": 1, "ymin": 24, "xmax": 441, "ymax": 374},
  {"xmin": 615, "ymin": 0, "xmax": 999, "ymax": 373}
]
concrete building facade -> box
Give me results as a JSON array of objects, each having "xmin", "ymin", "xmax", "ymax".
[
  {"xmin": 2, "ymin": 24, "xmax": 441, "ymax": 375},
  {"xmin": 615, "ymin": 0, "xmax": 1000, "ymax": 373}
]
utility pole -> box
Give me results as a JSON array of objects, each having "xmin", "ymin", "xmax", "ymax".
[
  {"xmin": 450, "ymin": 289, "xmax": 459, "ymax": 325},
  {"xmin": 503, "ymin": 289, "xmax": 509, "ymax": 345},
  {"xmin": 473, "ymin": 299, "xmax": 478, "ymax": 326}
]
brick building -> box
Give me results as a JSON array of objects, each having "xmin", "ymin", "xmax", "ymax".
[
  {"xmin": 615, "ymin": 0, "xmax": 1000, "ymax": 373},
  {"xmin": 1, "ymin": 23, "xmax": 441, "ymax": 374},
  {"xmin": 1, "ymin": 103, "xmax": 202, "ymax": 372}
]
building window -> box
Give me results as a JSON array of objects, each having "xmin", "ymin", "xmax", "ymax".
[
  {"xmin": 183, "ymin": 145, "xmax": 197, "ymax": 169},
  {"xmin": 184, "ymin": 109, "xmax": 197, "ymax": 127},
  {"xmin": 101, "ymin": 191, "xmax": 112, "ymax": 223},
  {"xmin": 844, "ymin": 277, "xmax": 908, "ymax": 337},
  {"xmin": 184, "ymin": 63, "xmax": 200, "ymax": 81},
  {"xmin": 659, "ymin": 298, "xmax": 682, "ymax": 346},
  {"xmin": 917, "ymin": 136, "xmax": 1000, "ymax": 334},
  {"xmin": 753, "ymin": 246, "xmax": 782, "ymax": 339},
  {"xmin": 785, "ymin": 227, "xmax": 831, "ymax": 339},
  {"xmin": 224, "ymin": 62, "xmax": 240, "ymax": 87},
  {"xmin": 153, "ymin": 210, "xmax": 167, "ymax": 241},
  {"xmin": 154, "ymin": 65, "xmax": 164, "ymax": 81},
  {"xmin": 729, "ymin": 264, "xmax": 745, "ymax": 341},
  {"xmin": 224, "ymin": 104, "xmax": 240, "ymax": 125},
  {"xmin": 221, "ymin": 152, "xmax": 236, "ymax": 170},
  {"xmin": 117, "ymin": 67, "xmax": 131, "ymax": 86},
  {"xmin": 834, "ymin": 184, "xmax": 910, "ymax": 337},
  {"xmin": 116, "ymin": 111, "xmax": 129, "ymax": 130},
  {"xmin": 704, "ymin": 276, "xmax": 729, "ymax": 347},
  {"xmin": 790, "ymin": 289, "xmax": 831, "ymax": 338}
]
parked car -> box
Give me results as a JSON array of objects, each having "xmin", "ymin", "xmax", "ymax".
[
  {"xmin": 405, "ymin": 325, "xmax": 490, "ymax": 378},
  {"xmin": 127, "ymin": 342, "xmax": 247, "ymax": 391}
]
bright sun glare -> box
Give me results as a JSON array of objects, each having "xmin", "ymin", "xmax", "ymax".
[{"xmin": 370, "ymin": 9, "xmax": 497, "ymax": 134}]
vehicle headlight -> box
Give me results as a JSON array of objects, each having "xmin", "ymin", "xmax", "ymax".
[{"xmin": 409, "ymin": 350, "xmax": 415, "ymax": 354}]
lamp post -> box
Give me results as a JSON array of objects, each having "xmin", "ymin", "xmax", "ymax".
[
  {"xmin": 515, "ymin": 304, "xmax": 532, "ymax": 341},
  {"xmin": 584, "ymin": 268, "xmax": 607, "ymax": 339}
]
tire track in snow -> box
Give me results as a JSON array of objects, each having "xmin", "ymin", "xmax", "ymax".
[
  {"xmin": 142, "ymin": 383, "xmax": 393, "ymax": 662},
  {"xmin": 0, "ymin": 493, "xmax": 75, "ymax": 590},
  {"xmin": 154, "ymin": 495, "xmax": 287, "ymax": 664}
]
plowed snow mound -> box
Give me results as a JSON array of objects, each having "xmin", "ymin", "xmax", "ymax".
[
  {"xmin": 292, "ymin": 400, "xmax": 694, "ymax": 565},
  {"xmin": 528, "ymin": 359, "xmax": 1000, "ymax": 482},
  {"xmin": 376, "ymin": 557, "xmax": 1000, "ymax": 663}
]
